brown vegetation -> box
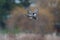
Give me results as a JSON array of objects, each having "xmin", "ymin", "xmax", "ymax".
[{"xmin": 6, "ymin": 6, "xmax": 54, "ymax": 34}]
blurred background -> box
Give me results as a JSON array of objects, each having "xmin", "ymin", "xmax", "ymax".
[{"xmin": 0, "ymin": 0, "xmax": 60, "ymax": 40}]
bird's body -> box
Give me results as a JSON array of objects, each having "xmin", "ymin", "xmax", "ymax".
[{"xmin": 26, "ymin": 8, "xmax": 38, "ymax": 20}]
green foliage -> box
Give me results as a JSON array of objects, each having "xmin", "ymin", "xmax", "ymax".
[
  {"xmin": 0, "ymin": 0, "xmax": 31, "ymax": 20},
  {"xmin": 0, "ymin": 0, "xmax": 30, "ymax": 30},
  {"xmin": 0, "ymin": 0, "xmax": 15, "ymax": 29},
  {"xmin": 0, "ymin": 0, "xmax": 14, "ymax": 20},
  {"xmin": 0, "ymin": 0, "xmax": 6, "ymax": 5},
  {"xmin": 20, "ymin": 0, "xmax": 30, "ymax": 8}
]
